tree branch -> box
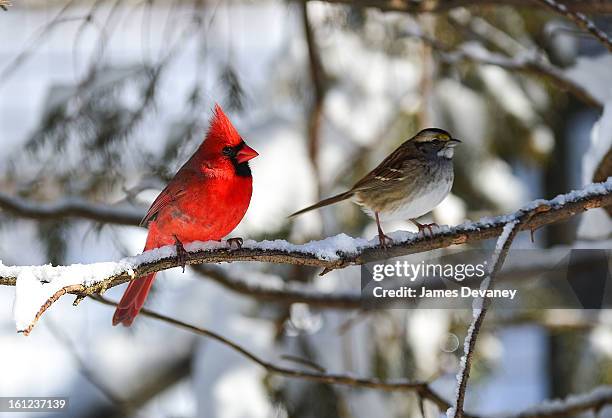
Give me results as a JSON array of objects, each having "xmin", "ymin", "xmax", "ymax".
[
  {"xmin": 1, "ymin": 179, "xmax": 611, "ymax": 335},
  {"xmin": 448, "ymin": 188, "xmax": 612, "ymax": 418},
  {"xmin": 451, "ymin": 216, "xmax": 526, "ymax": 417},
  {"xmin": 536, "ymin": 0, "xmax": 612, "ymax": 52},
  {"xmin": 500, "ymin": 386, "xmax": 612, "ymax": 418},
  {"xmin": 0, "ymin": 192, "xmax": 144, "ymax": 226},
  {"xmin": 593, "ymin": 148, "xmax": 612, "ymax": 216}
]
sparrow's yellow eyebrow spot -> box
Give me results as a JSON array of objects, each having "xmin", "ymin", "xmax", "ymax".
[{"xmin": 412, "ymin": 128, "xmax": 453, "ymax": 142}]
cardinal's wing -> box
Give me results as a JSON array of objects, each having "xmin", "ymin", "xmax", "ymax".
[{"xmin": 140, "ymin": 168, "xmax": 199, "ymax": 226}]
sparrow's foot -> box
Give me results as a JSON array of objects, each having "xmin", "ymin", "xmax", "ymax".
[
  {"xmin": 227, "ymin": 237, "xmax": 244, "ymax": 250},
  {"xmin": 410, "ymin": 219, "xmax": 438, "ymax": 236},
  {"xmin": 374, "ymin": 212, "xmax": 393, "ymax": 249},
  {"xmin": 173, "ymin": 235, "xmax": 188, "ymax": 272},
  {"xmin": 378, "ymin": 233, "xmax": 393, "ymax": 248}
]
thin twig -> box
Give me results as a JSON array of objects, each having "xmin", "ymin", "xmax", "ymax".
[
  {"xmin": 0, "ymin": 0, "xmax": 79, "ymax": 86},
  {"xmin": 91, "ymin": 295, "xmax": 460, "ymax": 414},
  {"xmin": 450, "ymin": 216, "xmax": 525, "ymax": 417},
  {"xmin": 400, "ymin": 28, "xmax": 603, "ymax": 110},
  {"xmin": 536, "ymin": 0, "xmax": 612, "ymax": 52},
  {"xmin": 91, "ymin": 295, "xmax": 612, "ymax": 418},
  {"xmin": 301, "ymin": 0, "xmax": 327, "ymax": 198}
]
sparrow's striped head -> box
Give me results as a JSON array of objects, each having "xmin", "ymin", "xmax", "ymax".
[
  {"xmin": 409, "ymin": 128, "xmax": 461, "ymax": 160},
  {"xmin": 412, "ymin": 128, "xmax": 459, "ymax": 144}
]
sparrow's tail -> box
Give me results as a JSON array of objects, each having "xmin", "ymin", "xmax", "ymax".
[
  {"xmin": 289, "ymin": 191, "xmax": 354, "ymax": 218},
  {"xmin": 112, "ymin": 238, "xmax": 158, "ymax": 326}
]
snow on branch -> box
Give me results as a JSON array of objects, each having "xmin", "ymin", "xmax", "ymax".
[
  {"xmin": 449, "ymin": 218, "xmax": 524, "ymax": 418},
  {"xmin": 536, "ymin": 0, "xmax": 612, "ymax": 52},
  {"xmin": 501, "ymin": 385, "xmax": 612, "ymax": 418},
  {"xmin": 0, "ymin": 178, "xmax": 611, "ymax": 335}
]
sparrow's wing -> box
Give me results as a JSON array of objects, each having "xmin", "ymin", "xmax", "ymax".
[
  {"xmin": 351, "ymin": 149, "xmax": 422, "ymax": 193},
  {"xmin": 140, "ymin": 168, "xmax": 199, "ymax": 226}
]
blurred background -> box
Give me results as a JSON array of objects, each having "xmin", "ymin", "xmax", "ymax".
[{"xmin": 0, "ymin": 0, "xmax": 611, "ymax": 417}]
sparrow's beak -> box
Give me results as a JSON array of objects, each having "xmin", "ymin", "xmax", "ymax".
[
  {"xmin": 447, "ymin": 138, "xmax": 462, "ymax": 147},
  {"xmin": 236, "ymin": 143, "xmax": 259, "ymax": 163}
]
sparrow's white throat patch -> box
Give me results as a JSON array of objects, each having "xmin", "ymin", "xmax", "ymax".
[{"xmin": 437, "ymin": 147, "xmax": 455, "ymax": 159}]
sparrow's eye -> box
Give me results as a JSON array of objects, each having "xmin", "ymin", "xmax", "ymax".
[{"xmin": 222, "ymin": 146, "xmax": 235, "ymax": 157}]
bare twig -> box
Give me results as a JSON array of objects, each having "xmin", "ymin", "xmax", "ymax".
[
  {"xmin": 301, "ymin": 0, "xmax": 327, "ymax": 198},
  {"xmin": 400, "ymin": 28, "xmax": 603, "ymax": 110},
  {"xmin": 536, "ymin": 0, "xmax": 612, "ymax": 52},
  {"xmin": 193, "ymin": 265, "xmax": 363, "ymax": 309},
  {"xmin": 91, "ymin": 295, "xmax": 460, "ymax": 414},
  {"xmin": 0, "ymin": 0, "xmax": 79, "ymax": 85}
]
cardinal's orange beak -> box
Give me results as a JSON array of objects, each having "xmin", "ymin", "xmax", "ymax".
[{"xmin": 236, "ymin": 143, "xmax": 259, "ymax": 163}]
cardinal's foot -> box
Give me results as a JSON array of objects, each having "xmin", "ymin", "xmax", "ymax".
[
  {"xmin": 173, "ymin": 235, "xmax": 188, "ymax": 272},
  {"xmin": 378, "ymin": 233, "xmax": 393, "ymax": 248},
  {"xmin": 410, "ymin": 219, "xmax": 438, "ymax": 236},
  {"xmin": 227, "ymin": 237, "xmax": 244, "ymax": 250}
]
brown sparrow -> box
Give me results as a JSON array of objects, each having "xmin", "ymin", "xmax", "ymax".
[{"xmin": 290, "ymin": 128, "xmax": 461, "ymax": 247}]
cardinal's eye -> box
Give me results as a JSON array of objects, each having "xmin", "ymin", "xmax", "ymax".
[{"xmin": 222, "ymin": 146, "xmax": 235, "ymax": 157}]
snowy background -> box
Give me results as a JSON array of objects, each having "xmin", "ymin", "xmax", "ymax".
[{"xmin": 0, "ymin": 1, "xmax": 611, "ymax": 417}]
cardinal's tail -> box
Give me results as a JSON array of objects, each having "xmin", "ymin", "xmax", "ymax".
[
  {"xmin": 112, "ymin": 272, "xmax": 156, "ymax": 326},
  {"xmin": 289, "ymin": 191, "xmax": 353, "ymax": 218},
  {"xmin": 113, "ymin": 237, "xmax": 159, "ymax": 326}
]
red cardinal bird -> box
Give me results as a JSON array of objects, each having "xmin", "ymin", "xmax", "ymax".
[{"xmin": 113, "ymin": 104, "xmax": 258, "ymax": 326}]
